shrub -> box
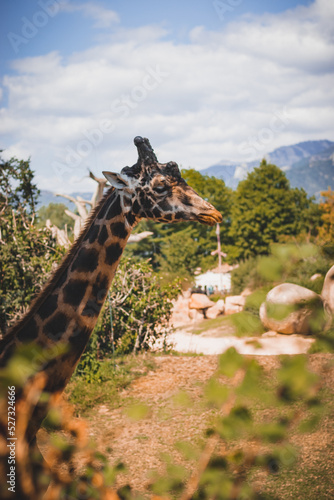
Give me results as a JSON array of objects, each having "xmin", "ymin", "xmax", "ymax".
[
  {"xmin": 77, "ymin": 258, "xmax": 180, "ymax": 379},
  {"xmin": 0, "ymin": 155, "xmax": 65, "ymax": 334}
]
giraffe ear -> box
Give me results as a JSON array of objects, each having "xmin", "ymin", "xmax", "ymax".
[{"xmin": 103, "ymin": 171, "xmax": 129, "ymax": 190}]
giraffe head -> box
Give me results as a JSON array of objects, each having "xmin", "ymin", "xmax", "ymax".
[{"xmin": 103, "ymin": 136, "xmax": 222, "ymax": 226}]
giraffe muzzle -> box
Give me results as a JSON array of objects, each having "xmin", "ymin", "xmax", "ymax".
[{"xmin": 197, "ymin": 209, "xmax": 223, "ymax": 226}]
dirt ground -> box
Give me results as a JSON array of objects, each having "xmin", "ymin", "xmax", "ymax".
[{"xmin": 83, "ymin": 353, "xmax": 334, "ymax": 498}]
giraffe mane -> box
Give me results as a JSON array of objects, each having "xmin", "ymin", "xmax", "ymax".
[{"xmin": 6, "ymin": 187, "xmax": 115, "ymax": 338}]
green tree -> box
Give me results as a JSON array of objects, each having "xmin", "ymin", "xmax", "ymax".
[
  {"xmin": 157, "ymin": 226, "xmax": 201, "ymax": 281},
  {"xmin": 37, "ymin": 202, "xmax": 73, "ymax": 230},
  {"xmin": 229, "ymin": 160, "xmax": 320, "ymax": 260},
  {"xmin": 290, "ymin": 187, "xmax": 322, "ymax": 238},
  {"xmin": 318, "ymin": 188, "xmax": 334, "ymax": 242},
  {"xmin": 0, "ymin": 155, "xmax": 64, "ymax": 334},
  {"xmin": 0, "ymin": 153, "xmax": 39, "ymax": 215}
]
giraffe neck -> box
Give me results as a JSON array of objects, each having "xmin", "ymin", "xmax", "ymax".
[{"xmin": 0, "ymin": 188, "xmax": 135, "ymax": 385}]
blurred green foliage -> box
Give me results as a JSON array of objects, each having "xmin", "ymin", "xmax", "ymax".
[
  {"xmin": 0, "ymin": 345, "xmax": 127, "ymax": 500},
  {"xmin": 146, "ymin": 348, "xmax": 326, "ymax": 499},
  {"xmin": 232, "ymin": 242, "xmax": 333, "ymax": 296},
  {"xmin": 0, "ymin": 344, "xmax": 329, "ymax": 499}
]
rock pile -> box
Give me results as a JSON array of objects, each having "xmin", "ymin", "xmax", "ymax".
[
  {"xmin": 225, "ymin": 295, "xmax": 246, "ymax": 315},
  {"xmin": 171, "ymin": 292, "xmax": 244, "ymax": 327}
]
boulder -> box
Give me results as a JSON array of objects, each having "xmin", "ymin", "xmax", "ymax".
[
  {"xmin": 173, "ymin": 295, "xmax": 190, "ymax": 310},
  {"xmin": 225, "ymin": 295, "xmax": 246, "ymax": 315},
  {"xmin": 189, "ymin": 293, "xmax": 215, "ymax": 310},
  {"xmin": 170, "ymin": 295, "xmax": 191, "ymax": 327},
  {"xmin": 188, "ymin": 309, "xmax": 205, "ymax": 322},
  {"xmin": 171, "ymin": 310, "xmax": 192, "ymax": 328},
  {"xmin": 182, "ymin": 289, "xmax": 192, "ymax": 299},
  {"xmin": 321, "ymin": 265, "xmax": 334, "ymax": 317},
  {"xmin": 206, "ymin": 299, "xmax": 225, "ymax": 319},
  {"xmin": 310, "ymin": 273, "xmax": 322, "ymax": 282},
  {"xmin": 260, "ymin": 283, "xmax": 325, "ymax": 335}
]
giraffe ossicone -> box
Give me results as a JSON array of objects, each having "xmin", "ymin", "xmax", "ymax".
[{"xmin": 0, "ymin": 136, "xmax": 222, "ymax": 443}]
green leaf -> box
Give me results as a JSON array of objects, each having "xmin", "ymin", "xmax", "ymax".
[
  {"xmin": 218, "ymin": 347, "xmax": 244, "ymax": 377},
  {"xmin": 230, "ymin": 311, "xmax": 265, "ymax": 337},
  {"xmin": 257, "ymin": 422, "xmax": 287, "ymax": 443},
  {"xmin": 175, "ymin": 440, "xmax": 200, "ymax": 461},
  {"xmin": 204, "ymin": 378, "xmax": 229, "ymax": 407},
  {"xmin": 277, "ymin": 355, "xmax": 318, "ymax": 402},
  {"xmin": 217, "ymin": 406, "xmax": 252, "ymax": 440},
  {"xmin": 237, "ymin": 359, "xmax": 263, "ymax": 399}
]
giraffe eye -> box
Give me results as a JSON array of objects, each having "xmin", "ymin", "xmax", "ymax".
[{"xmin": 153, "ymin": 184, "xmax": 167, "ymax": 194}]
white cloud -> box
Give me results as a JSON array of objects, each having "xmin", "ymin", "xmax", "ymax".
[
  {"xmin": 1, "ymin": 0, "xmax": 334, "ymax": 192},
  {"xmin": 10, "ymin": 51, "xmax": 62, "ymax": 75},
  {"xmin": 2, "ymin": 142, "xmax": 33, "ymax": 162},
  {"xmin": 192, "ymin": 0, "xmax": 334, "ymax": 74},
  {"xmin": 59, "ymin": 1, "xmax": 119, "ymax": 28}
]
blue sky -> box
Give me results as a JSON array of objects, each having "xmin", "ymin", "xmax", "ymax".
[
  {"xmin": 0, "ymin": 0, "xmax": 333, "ymax": 192},
  {"xmin": 0, "ymin": 1, "xmax": 313, "ymax": 75}
]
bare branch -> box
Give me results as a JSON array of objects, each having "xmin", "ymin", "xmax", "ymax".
[
  {"xmin": 89, "ymin": 170, "xmax": 108, "ymax": 207},
  {"xmin": 56, "ymin": 193, "xmax": 89, "ymax": 220}
]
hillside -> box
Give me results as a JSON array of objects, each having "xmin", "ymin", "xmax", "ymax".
[{"xmin": 201, "ymin": 140, "xmax": 334, "ymax": 198}]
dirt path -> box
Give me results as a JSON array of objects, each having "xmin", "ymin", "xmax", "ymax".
[
  {"xmin": 167, "ymin": 329, "xmax": 314, "ymax": 355},
  {"xmin": 87, "ymin": 354, "xmax": 334, "ymax": 497}
]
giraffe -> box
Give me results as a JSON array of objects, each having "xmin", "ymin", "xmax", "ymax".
[{"xmin": 0, "ymin": 136, "xmax": 222, "ymax": 443}]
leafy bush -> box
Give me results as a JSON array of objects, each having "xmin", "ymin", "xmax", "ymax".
[
  {"xmin": 77, "ymin": 258, "xmax": 180, "ymax": 379},
  {"xmin": 0, "ymin": 155, "xmax": 65, "ymax": 334}
]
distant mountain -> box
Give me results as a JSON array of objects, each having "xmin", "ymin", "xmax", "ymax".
[
  {"xmin": 200, "ymin": 140, "xmax": 334, "ymax": 198},
  {"xmin": 37, "ymin": 190, "xmax": 94, "ymax": 210},
  {"xmin": 286, "ymin": 143, "xmax": 334, "ymax": 198},
  {"xmin": 266, "ymin": 140, "xmax": 333, "ymax": 169},
  {"xmin": 201, "ymin": 160, "xmax": 241, "ymax": 189}
]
